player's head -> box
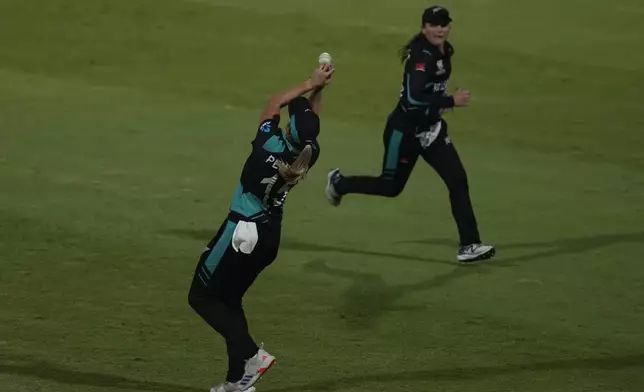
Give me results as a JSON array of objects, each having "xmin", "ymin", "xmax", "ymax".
[
  {"xmin": 421, "ymin": 6, "xmax": 452, "ymax": 46},
  {"xmin": 286, "ymin": 96, "xmax": 320, "ymax": 145},
  {"xmin": 399, "ymin": 6, "xmax": 452, "ymax": 61},
  {"xmin": 279, "ymin": 97, "xmax": 320, "ymax": 184}
]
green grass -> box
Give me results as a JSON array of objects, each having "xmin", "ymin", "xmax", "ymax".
[{"xmin": 1, "ymin": 1, "xmax": 644, "ymax": 391}]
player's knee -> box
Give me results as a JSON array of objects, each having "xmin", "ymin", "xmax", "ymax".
[
  {"xmin": 225, "ymin": 297, "xmax": 244, "ymax": 312},
  {"xmin": 382, "ymin": 179, "xmax": 405, "ymax": 197}
]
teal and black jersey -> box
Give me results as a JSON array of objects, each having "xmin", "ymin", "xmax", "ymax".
[
  {"xmin": 397, "ymin": 40, "xmax": 455, "ymax": 129},
  {"xmin": 228, "ymin": 115, "xmax": 320, "ymax": 223}
]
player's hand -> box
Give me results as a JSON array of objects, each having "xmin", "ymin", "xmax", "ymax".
[
  {"xmin": 452, "ymin": 88, "xmax": 471, "ymax": 107},
  {"xmin": 311, "ymin": 64, "xmax": 334, "ymax": 88}
]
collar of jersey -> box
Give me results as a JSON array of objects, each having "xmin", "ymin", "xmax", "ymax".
[{"xmin": 280, "ymin": 129, "xmax": 301, "ymax": 154}]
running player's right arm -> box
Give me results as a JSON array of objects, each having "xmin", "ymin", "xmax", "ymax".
[{"xmin": 405, "ymin": 50, "xmax": 454, "ymax": 109}]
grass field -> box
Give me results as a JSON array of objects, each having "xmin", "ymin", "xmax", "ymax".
[{"xmin": 2, "ymin": 1, "xmax": 644, "ymax": 391}]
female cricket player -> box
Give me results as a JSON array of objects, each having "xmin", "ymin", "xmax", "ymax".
[
  {"xmin": 188, "ymin": 64, "xmax": 334, "ymax": 392},
  {"xmin": 325, "ymin": 6, "xmax": 495, "ymax": 263}
]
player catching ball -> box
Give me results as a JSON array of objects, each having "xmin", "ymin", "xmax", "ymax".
[{"xmin": 188, "ymin": 62, "xmax": 334, "ymax": 392}]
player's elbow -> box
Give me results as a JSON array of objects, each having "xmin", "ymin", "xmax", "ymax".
[{"xmin": 267, "ymin": 95, "xmax": 283, "ymax": 109}]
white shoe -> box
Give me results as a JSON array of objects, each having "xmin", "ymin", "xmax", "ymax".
[
  {"xmin": 210, "ymin": 384, "xmax": 256, "ymax": 392},
  {"xmin": 235, "ymin": 345, "xmax": 276, "ymax": 391},
  {"xmin": 458, "ymin": 243, "xmax": 496, "ymax": 263},
  {"xmin": 325, "ymin": 168, "xmax": 343, "ymax": 207}
]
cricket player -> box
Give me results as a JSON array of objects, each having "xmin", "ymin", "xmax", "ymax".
[
  {"xmin": 325, "ymin": 6, "xmax": 495, "ymax": 263},
  {"xmin": 188, "ymin": 64, "xmax": 334, "ymax": 392}
]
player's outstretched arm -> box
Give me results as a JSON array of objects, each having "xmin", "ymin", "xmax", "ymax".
[
  {"xmin": 259, "ymin": 65, "xmax": 333, "ymax": 123},
  {"xmin": 309, "ymin": 64, "xmax": 334, "ymax": 116}
]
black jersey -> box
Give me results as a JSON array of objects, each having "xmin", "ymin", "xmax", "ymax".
[
  {"xmin": 397, "ymin": 39, "xmax": 456, "ymax": 129},
  {"xmin": 228, "ymin": 115, "xmax": 320, "ymax": 223}
]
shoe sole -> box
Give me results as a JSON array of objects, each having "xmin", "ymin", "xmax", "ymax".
[
  {"xmin": 458, "ymin": 248, "xmax": 496, "ymax": 264},
  {"xmin": 213, "ymin": 387, "xmax": 256, "ymax": 392}
]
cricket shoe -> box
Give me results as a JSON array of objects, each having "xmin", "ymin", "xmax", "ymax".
[
  {"xmin": 235, "ymin": 344, "xmax": 276, "ymax": 391},
  {"xmin": 325, "ymin": 168, "xmax": 343, "ymax": 206},
  {"xmin": 210, "ymin": 383, "xmax": 256, "ymax": 392},
  {"xmin": 458, "ymin": 243, "xmax": 496, "ymax": 263}
]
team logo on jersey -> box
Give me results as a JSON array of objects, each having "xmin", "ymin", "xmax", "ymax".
[
  {"xmin": 436, "ymin": 60, "xmax": 446, "ymax": 75},
  {"xmin": 260, "ymin": 121, "xmax": 272, "ymax": 133},
  {"xmin": 415, "ymin": 62, "xmax": 426, "ymax": 72}
]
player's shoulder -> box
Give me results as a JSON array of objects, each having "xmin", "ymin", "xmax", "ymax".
[
  {"xmin": 253, "ymin": 115, "xmax": 282, "ymax": 150},
  {"xmin": 407, "ymin": 44, "xmax": 435, "ymax": 71},
  {"xmin": 407, "ymin": 45, "xmax": 433, "ymax": 73},
  {"xmin": 253, "ymin": 116, "xmax": 293, "ymax": 158},
  {"xmin": 258, "ymin": 115, "xmax": 280, "ymax": 134}
]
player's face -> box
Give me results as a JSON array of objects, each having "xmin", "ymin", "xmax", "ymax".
[{"xmin": 422, "ymin": 23, "xmax": 451, "ymax": 46}]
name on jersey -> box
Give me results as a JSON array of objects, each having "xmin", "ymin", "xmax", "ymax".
[{"xmin": 266, "ymin": 155, "xmax": 279, "ymax": 170}]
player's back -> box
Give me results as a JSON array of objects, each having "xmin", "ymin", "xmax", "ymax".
[{"xmin": 228, "ymin": 116, "xmax": 319, "ymax": 223}]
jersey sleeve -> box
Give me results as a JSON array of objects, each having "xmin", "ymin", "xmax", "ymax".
[
  {"xmin": 405, "ymin": 49, "xmax": 454, "ymax": 109},
  {"xmin": 252, "ymin": 115, "xmax": 281, "ymax": 149}
]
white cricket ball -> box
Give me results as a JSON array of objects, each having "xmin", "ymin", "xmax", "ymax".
[{"xmin": 318, "ymin": 52, "xmax": 332, "ymax": 65}]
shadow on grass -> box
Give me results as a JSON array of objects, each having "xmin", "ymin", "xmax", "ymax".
[
  {"xmin": 0, "ymin": 353, "xmax": 201, "ymax": 392},
  {"xmin": 303, "ymin": 258, "xmax": 488, "ymax": 329}
]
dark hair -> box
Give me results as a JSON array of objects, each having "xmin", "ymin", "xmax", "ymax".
[{"xmin": 399, "ymin": 32, "xmax": 424, "ymax": 62}]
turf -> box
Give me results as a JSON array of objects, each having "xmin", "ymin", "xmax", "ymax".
[{"xmin": 1, "ymin": 1, "xmax": 644, "ymax": 391}]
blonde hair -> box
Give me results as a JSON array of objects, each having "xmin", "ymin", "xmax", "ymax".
[{"xmin": 276, "ymin": 144, "xmax": 313, "ymax": 184}]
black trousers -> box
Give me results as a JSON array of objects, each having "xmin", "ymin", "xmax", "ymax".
[
  {"xmin": 335, "ymin": 116, "xmax": 481, "ymax": 246},
  {"xmin": 188, "ymin": 217, "xmax": 281, "ymax": 382}
]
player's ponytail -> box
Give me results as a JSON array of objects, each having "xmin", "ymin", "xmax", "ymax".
[
  {"xmin": 399, "ymin": 33, "xmax": 423, "ymax": 62},
  {"xmin": 276, "ymin": 144, "xmax": 313, "ymax": 184}
]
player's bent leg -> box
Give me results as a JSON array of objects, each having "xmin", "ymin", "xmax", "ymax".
[{"xmin": 325, "ymin": 119, "xmax": 418, "ymax": 203}]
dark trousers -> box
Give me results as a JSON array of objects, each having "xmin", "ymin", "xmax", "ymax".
[
  {"xmin": 335, "ymin": 117, "xmax": 481, "ymax": 246},
  {"xmin": 188, "ymin": 217, "xmax": 281, "ymax": 382}
]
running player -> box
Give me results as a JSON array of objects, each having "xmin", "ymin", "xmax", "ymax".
[{"xmin": 325, "ymin": 6, "xmax": 495, "ymax": 263}]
